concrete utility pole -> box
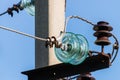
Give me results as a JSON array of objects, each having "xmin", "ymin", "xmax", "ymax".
[{"xmin": 35, "ymin": 0, "xmax": 66, "ymax": 68}]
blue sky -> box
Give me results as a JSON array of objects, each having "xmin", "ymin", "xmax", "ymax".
[
  {"xmin": 0, "ymin": 0, "xmax": 120, "ymax": 80},
  {"xmin": 66, "ymin": 0, "xmax": 120, "ymax": 80},
  {"xmin": 0, "ymin": 0, "xmax": 34, "ymax": 80}
]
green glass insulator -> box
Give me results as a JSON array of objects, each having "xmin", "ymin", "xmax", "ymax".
[
  {"xmin": 55, "ymin": 32, "xmax": 89, "ymax": 65},
  {"xmin": 55, "ymin": 32, "xmax": 80, "ymax": 63},
  {"xmin": 21, "ymin": 0, "xmax": 35, "ymax": 16},
  {"xmin": 69, "ymin": 34, "xmax": 89, "ymax": 65}
]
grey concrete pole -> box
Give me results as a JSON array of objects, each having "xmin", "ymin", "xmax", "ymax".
[{"xmin": 35, "ymin": 0, "xmax": 66, "ymax": 68}]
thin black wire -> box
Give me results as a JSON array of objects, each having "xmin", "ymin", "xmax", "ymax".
[
  {"xmin": 0, "ymin": 1, "xmax": 22, "ymax": 17},
  {"xmin": 111, "ymin": 34, "xmax": 119, "ymax": 63},
  {"xmin": 111, "ymin": 47, "xmax": 119, "ymax": 63},
  {"xmin": 111, "ymin": 45, "xmax": 115, "ymax": 57},
  {"xmin": 0, "ymin": 11, "xmax": 7, "ymax": 16}
]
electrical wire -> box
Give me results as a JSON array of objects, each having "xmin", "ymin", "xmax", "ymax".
[
  {"xmin": 111, "ymin": 34, "xmax": 119, "ymax": 63},
  {"xmin": 0, "ymin": 26, "xmax": 48, "ymax": 41},
  {"xmin": 0, "ymin": 1, "xmax": 23, "ymax": 17},
  {"xmin": 0, "ymin": 11, "xmax": 7, "ymax": 16},
  {"xmin": 64, "ymin": 15, "xmax": 95, "ymax": 32}
]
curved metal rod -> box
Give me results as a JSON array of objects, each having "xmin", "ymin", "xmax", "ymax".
[
  {"xmin": 111, "ymin": 47, "xmax": 119, "ymax": 63},
  {"xmin": 111, "ymin": 45, "xmax": 115, "ymax": 57},
  {"xmin": 63, "ymin": 15, "xmax": 95, "ymax": 32},
  {"xmin": 111, "ymin": 34, "xmax": 119, "ymax": 63}
]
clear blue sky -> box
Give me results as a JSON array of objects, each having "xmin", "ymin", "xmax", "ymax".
[{"xmin": 0, "ymin": 0, "xmax": 120, "ymax": 80}]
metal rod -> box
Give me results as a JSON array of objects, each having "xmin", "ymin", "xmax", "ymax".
[{"xmin": 101, "ymin": 45, "xmax": 104, "ymax": 53}]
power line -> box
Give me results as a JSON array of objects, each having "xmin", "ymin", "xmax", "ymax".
[
  {"xmin": 0, "ymin": 1, "xmax": 23, "ymax": 17},
  {"xmin": 0, "ymin": 26, "xmax": 48, "ymax": 41},
  {"xmin": 64, "ymin": 15, "xmax": 95, "ymax": 32},
  {"xmin": 0, "ymin": 11, "xmax": 7, "ymax": 16}
]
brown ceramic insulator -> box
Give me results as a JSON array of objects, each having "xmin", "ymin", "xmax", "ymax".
[
  {"xmin": 93, "ymin": 21, "xmax": 113, "ymax": 31},
  {"xmin": 93, "ymin": 21, "xmax": 113, "ymax": 46},
  {"xmin": 95, "ymin": 36, "xmax": 111, "ymax": 45}
]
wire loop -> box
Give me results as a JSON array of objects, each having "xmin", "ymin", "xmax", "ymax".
[
  {"xmin": 45, "ymin": 36, "xmax": 62, "ymax": 48},
  {"xmin": 64, "ymin": 15, "xmax": 95, "ymax": 32}
]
